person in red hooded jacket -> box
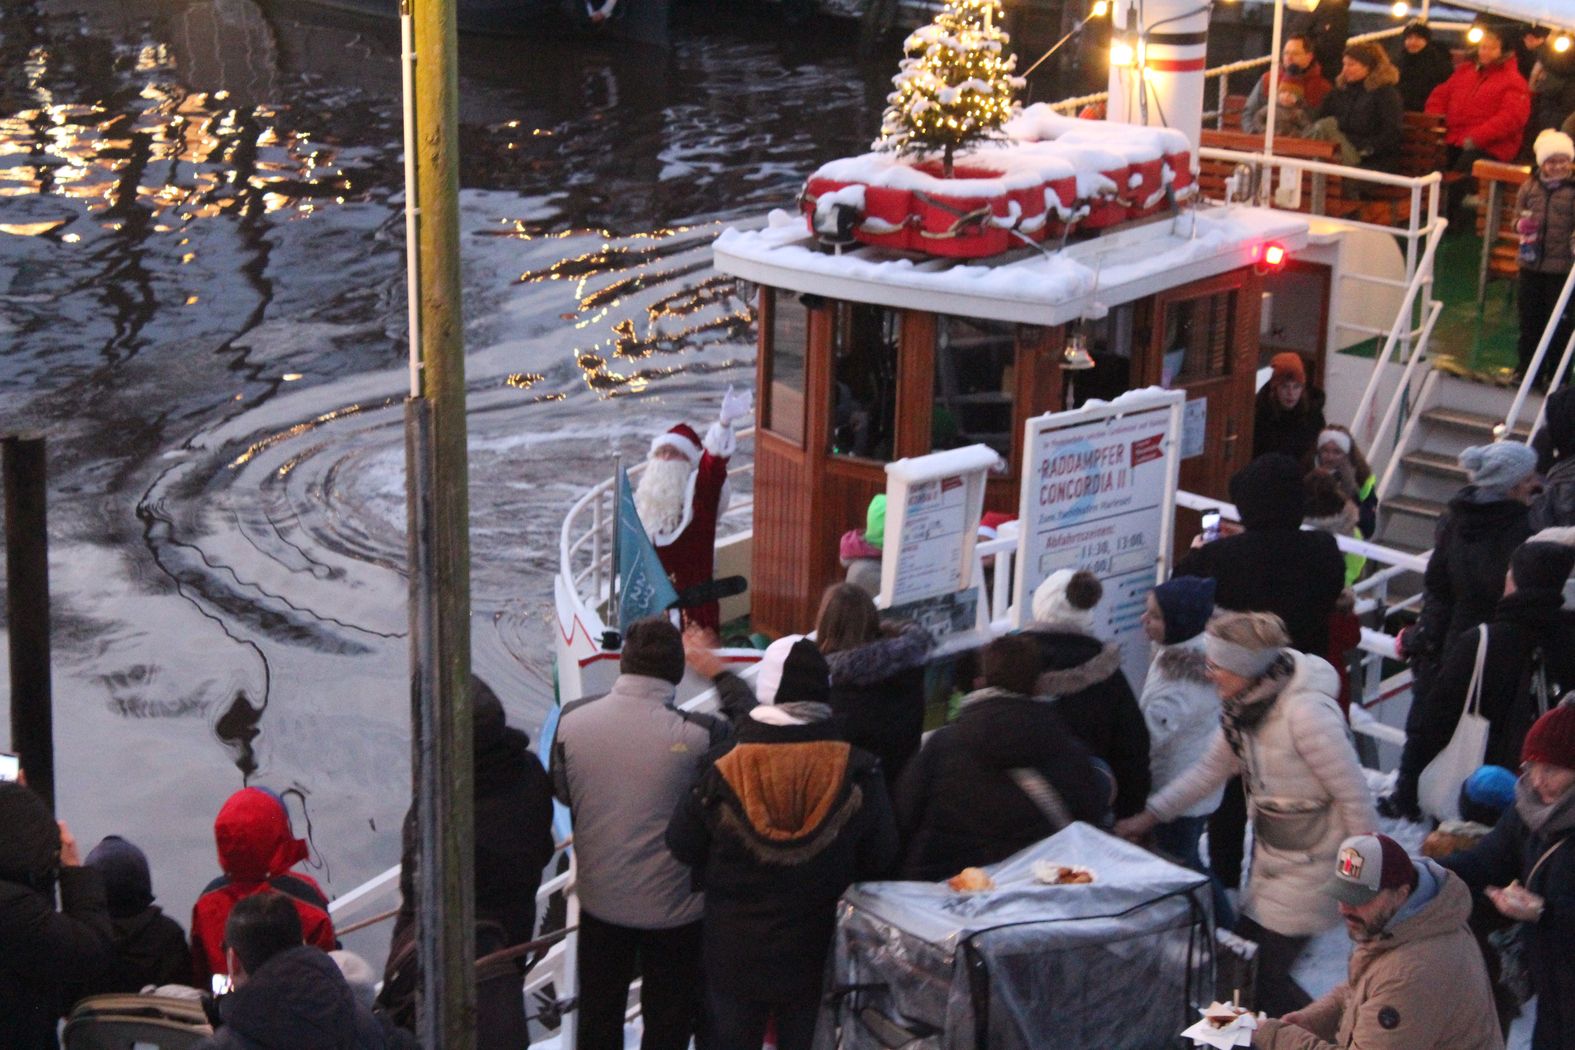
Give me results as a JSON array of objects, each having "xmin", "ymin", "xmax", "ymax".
[
  {"xmin": 1426, "ymin": 25, "xmax": 1531, "ymax": 225},
  {"xmin": 189, "ymin": 787, "xmax": 336, "ymax": 986}
]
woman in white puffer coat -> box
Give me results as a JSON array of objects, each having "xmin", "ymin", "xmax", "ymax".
[{"xmin": 1116, "ymin": 611, "xmax": 1376, "ymax": 1018}]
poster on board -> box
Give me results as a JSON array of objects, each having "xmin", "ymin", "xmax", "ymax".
[
  {"xmin": 1013, "ymin": 388, "xmax": 1185, "ymax": 692},
  {"xmin": 879, "ymin": 445, "xmax": 1001, "ymax": 637}
]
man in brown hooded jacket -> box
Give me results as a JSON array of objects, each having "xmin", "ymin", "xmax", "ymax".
[
  {"xmin": 1252, "ymin": 833, "xmax": 1502, "ymax": 1050},
  {"xmin": 666, "ymin": 635, "xmax": 897, "ymax": 1050}
]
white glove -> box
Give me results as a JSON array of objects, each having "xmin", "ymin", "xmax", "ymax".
[{"xmin": 719, "ymin": 384, "xmax": 754, "ymax": 427}]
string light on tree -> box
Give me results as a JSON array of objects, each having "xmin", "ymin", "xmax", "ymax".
[{"xmin": 876, "ymin": 0, "xmax": 1026, "ymax": 178}]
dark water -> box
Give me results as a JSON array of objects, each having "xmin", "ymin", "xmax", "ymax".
[{"xmin": 0, "ymin": 0, "xmax": 896, "ymax": 936}]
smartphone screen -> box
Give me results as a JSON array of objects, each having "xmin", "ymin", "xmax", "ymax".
[
  {"xmin": 0, "ymin": 753, "xmax": 18, "ymax": 782},
  {"xmin": 211, "ymin": 973, "xmax": 233, "ymax": 996},
  {"xmin": 1201, "ymin": 511, "xmax": 1222, "ymax": 543}
]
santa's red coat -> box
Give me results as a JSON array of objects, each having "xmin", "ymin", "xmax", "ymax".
[{"xmin": 655, "ymin": 436, "xmax": 731, "ymax": 632}]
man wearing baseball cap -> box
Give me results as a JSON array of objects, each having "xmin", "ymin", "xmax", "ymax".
[{"xmin": 1252, "ymin": 833, "xmax": 1502, "ymax": 1050}]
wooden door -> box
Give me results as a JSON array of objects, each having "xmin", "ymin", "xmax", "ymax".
[{"xmin": 1139, "ymin": 270, "xmax": 1263, "ymax": 505}]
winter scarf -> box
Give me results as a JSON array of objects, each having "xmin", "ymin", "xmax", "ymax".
[
  {"xmin": 1220, "ymin": 652, "xmax": 1296, "ymax": 758},
  {"xmin": 1514, "ymin": 776, "xmax": 1575, "ymax": 837}
]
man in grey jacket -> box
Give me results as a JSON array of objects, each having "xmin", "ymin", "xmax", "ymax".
[{"xmin": 551, "ymin": 617, "xmax": 729, "ymax": 1050}]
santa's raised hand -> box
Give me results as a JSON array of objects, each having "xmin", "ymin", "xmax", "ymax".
[{"xmin": 720, "ymin": 384, "xmax": 754, "ymax": 427}]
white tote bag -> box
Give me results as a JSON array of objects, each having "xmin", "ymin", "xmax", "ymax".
[{"xmin": 1418, "ymin": 626, "xmax": 1492, "ymax": 823}]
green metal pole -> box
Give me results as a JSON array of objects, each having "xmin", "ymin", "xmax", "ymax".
[{"xmin": 405, "ymin": 0, "xmax": 475, "ymax": 1037}]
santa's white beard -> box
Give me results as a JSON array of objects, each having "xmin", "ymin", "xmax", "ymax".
[{"xmin": 634, "ymin": 456, "xmax": 692, "ymax": 540}]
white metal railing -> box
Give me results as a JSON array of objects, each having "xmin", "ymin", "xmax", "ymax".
[
  {"xmin": 1047, "ymin": 22, "xmax": 1431, "ymax": 121},
  {"xmin": 558, "ymin": 427, "xmax": 756, "ymax": 634},
  {"xmin": 1504, "ymin": 266, "xmax": 1575, "ymax": 444}
]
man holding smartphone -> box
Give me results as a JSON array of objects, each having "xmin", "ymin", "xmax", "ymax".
[{"xmin": 0, "ymin": 779, "xmax": 114, "ymax": 1050}]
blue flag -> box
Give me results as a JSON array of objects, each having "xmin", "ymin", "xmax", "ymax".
[{"xmin": 618, "ymin": 467, "xmax": 679, "ymax": 625}]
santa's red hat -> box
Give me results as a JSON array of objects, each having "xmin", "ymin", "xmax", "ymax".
[{"xmin": 650, "ymin": 423, "xmax": 702, "ymax": 465}]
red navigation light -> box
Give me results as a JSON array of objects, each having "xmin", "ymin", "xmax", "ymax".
[{"xmin": 1256, "ymin": 241, "xmax": 1288, "ymax": 274}]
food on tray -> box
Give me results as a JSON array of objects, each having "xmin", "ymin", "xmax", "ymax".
[
  {"xmin": 1030, "ymin": 861, "xmax": 1095, "ymax": 885},
  {"xmin": 947, "ymin": 867, "xmax": 995, "ymax": 892},
  {"xmin": 1202, "ymin": 1004, "xmax": 1247, "ymax": 1029}
]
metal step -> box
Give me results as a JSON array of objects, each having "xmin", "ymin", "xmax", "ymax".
[
  {"xmin": 1384, "ymin": 495, "xmax": 1448, "ymax": 520},
  {"xmin": 1418, "ymin": 407, "xmax": 1532, "ymax": 441},
  {"xmin": 1401, "ymin": 449, "xmax": 1469, "ymax": 481}
]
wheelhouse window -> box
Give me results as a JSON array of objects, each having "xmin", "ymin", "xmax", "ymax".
[
  {"xmin": 830, "ymin": 303, "xmax": 899, "ymax": 460},
  {"xmin": 1160, "ymin": 290, "xmax": 1236, "ymax": 386},
  {"xmin": 932, "ymin": 316, "xmax": 1015, "ymax": 457},
  {"xmin": 763, "ymin": 289, "xmax": 808, "ymax": 445}
]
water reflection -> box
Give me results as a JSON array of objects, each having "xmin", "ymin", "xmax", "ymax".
[{"xmin": 0, "ymin": 0, "xmax": 883, "ymax": 922}]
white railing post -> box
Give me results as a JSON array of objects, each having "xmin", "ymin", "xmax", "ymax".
[
  {"xmin": 1503, "ymin": 266, "xmax": 1575, "ymax": 441},
  {"xmin": 1349, "ymin": 218, "xmax": 1448, "ymax": 447}
]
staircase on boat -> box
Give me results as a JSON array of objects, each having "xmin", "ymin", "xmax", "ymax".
[{"xmin": 1373, "ymin": 368, "xmax": 1540, "ymax": 557}]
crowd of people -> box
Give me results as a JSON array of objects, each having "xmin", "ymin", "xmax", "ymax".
[{"xmin": 6, "ymin": 406, "xmax": 1575, "ymax": 1050}]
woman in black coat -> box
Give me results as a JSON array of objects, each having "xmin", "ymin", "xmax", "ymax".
[
  {"xmin": 0, "ymin": 784, "xmax": 114, "ymax": 1050},
  {"xmin": 1441, "ymin": 703, "xmax": 1575, "ymax": 1050},
  {"xmin": 1394, "ymin": 541, "xmax": 1575, "ymax": 817},
  {"xmin": 382, "ymin": 677, "xmax": 557, "ymax": 1041},
  {"xmin": 1021, "ymin": 569, "xmax": 1150, "ymax": 820},
  {"xmin": 894, "ymin": 635, "xmax": 1109, "ymax": 881},
  {"xmin": 1313, "ymin": 42, "xmax": 1405, "ymax": 172},
  {"xmin": 815, "ymin": 583, "xmax": 934, "ymax": 791}
]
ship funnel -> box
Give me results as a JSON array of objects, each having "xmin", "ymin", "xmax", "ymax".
[{"xmin": 1106, "ymin": 0, "xmax": 1210, "ymax": 152}]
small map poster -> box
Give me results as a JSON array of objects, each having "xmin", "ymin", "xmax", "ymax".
[
  {"xmin": 879, "ymin": 445, "xmax": 1001, "ymax": 620},
  {"xmin": 1014, "ymin": 388, "xmax": 1185, "ymax": 692}
]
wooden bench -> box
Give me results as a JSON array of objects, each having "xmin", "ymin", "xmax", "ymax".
[
  {"xmin": 1198, "ymin": 128, "xmax": 1346, "ymax": 214},
  {"xmin": 1472, "ymin": 158, "xmax": 1532, "ymax": 308},
  {"xmin": 1352, "ymin": 112, "xmax": 1448, "ymax": 226},
  {"xmin": 1218, "ymin": 93, "xmax": 1248, "ymax": 131}
]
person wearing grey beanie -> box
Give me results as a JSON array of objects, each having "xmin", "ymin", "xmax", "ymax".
[{"xmin": 1387, "ymin": 451, "xmax": 1541, "ymax": 819}]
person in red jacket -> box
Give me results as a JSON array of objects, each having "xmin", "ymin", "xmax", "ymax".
[
  {"xmin": 1426, "ymin": 25, "xmax": 1531, "ymax": 225},
  {"xmin": 190, "ymin": 787, "xmax": 335, "ymax": 986}
]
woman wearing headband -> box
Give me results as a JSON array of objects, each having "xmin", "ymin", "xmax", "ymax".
[
  {"xmin": 1115, "ymin": 611, "xmax": 1376, "ymax": 1018},
  {"xmin": 1315, "ymin": 424, "xmax": 1377, "ymax": 539}
]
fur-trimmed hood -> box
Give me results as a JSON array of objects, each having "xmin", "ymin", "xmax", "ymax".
[
  {"xmin": 1024, "ymin": 623, "xmax": 1124, "ymax": 698},
  {"xmin": 1305, "ymin": 501, "xmax": 1359, "ymax": 537},
  {"xmin": 709, "ymin": 719, "xmax": 870, "ymax": 866},
  {"xmin": 824, "ymin": 621, "xmax": 934, "ymax": 688},
  {"xmin": 1154, "ymin": 636, "xmax": 1211, "ymax": 685},
  {"xmin": 1340, "ymin": 49, "xmax": 1399, "ymax": 91}
]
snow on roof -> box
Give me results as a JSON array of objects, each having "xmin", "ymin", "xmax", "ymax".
[
  {"xmin": 815, "ymin": 111, "xmax": 1193, "ymax": 203},
  {"xmin": 714, "ymin": 204, "xmax": 1309, "ymax": 327}
]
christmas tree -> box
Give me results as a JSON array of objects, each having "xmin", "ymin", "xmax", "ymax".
[{"xmin": 877, "ymin": 0, "xmax": 1025, "ymax": 179}]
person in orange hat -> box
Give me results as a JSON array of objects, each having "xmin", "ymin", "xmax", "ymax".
[{"xmin": 1254, "ymin": 352, "xmax": 1327, "ymax": 465}]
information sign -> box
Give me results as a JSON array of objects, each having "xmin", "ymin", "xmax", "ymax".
[{"xmin": 879, "ymin": 445, "xmax": 1001, "ymax": 618}]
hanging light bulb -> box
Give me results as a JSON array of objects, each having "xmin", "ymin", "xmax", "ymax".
[
  {"xmin": 1390, "ymin": 1, "xmax": 1407, "ymax": 17},
  {"xmin": 1555, "ymin": 35, "xmax": 1572, "ymax": 54},
  {"xmin": 1062, "ymin": 329, "xmax": 1096, "ymax": 370},
  {"xmin": 1090, "ymin": 0, "xmax": 1108, "ymax": 15},
  {"xmin": 1111, "ymin": 39, "xmax": 1135, "ymax": 66},
  {"xmin": 1466, "ymin": 24, "xmax": 1484, "ymax": 44}
]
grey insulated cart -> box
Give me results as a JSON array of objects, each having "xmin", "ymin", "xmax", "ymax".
[{"xmin": 818, "ymin": 823, "xmax": 1213, "ymax": 1050}]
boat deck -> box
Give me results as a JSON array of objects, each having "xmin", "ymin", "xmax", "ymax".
[{"xmin": 1425, "ymin": 227, "xmax": 1519, "ymax": 378}]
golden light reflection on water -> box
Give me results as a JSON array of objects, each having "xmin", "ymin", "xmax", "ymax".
[{"xmin": 0, "ymin": 39, "xmax": 361, "ymax": 242}]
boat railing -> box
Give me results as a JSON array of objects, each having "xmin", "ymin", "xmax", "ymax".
[
  {"xmin": 1183, "ymin": 145, "xmax": 1447, "ymax": 478},
  {"xmin": 558, "ymin": 427, "xmax": 757, "ymax": 633},
  {"xmin": 1046, "ymin": 22, "xmax": 1443, "ymax": 126},
  {"xmin": 1174, "ymin": 489, "xmax": 1420, "ymax": 745},
  {"xmin": 1501, "ymin": 266, "xmax": 1575, "ymax": 444}
]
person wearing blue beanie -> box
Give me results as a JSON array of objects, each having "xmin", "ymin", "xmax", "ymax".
[
  {"xmin": 1136, "ymin": 579, "xmax": 1233, "ymax": 926},
  {"xmin": 1152, "ymin": 577, "xmax": 1217, "ymax": 645},
  {"xmin": 1457, "ymin": 765, "xmax": 1518, "ymax": 826}
]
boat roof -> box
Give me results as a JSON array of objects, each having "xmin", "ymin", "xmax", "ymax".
[{"xmin": 714, "ymin": 204, "xmax": 1310, "ymax": 326}]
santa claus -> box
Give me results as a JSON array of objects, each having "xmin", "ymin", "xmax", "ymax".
[{"xmin": 634, "ymin": 386, "xmax": 752, "ymax": 631}]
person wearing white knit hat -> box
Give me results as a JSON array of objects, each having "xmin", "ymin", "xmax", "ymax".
[{"xmin": 1514, "ymin": 128, "xmax": 1575, "ymax": 387}]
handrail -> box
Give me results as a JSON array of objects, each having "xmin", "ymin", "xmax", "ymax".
[
  {"xmin": 557, "ymin": 427, "xmax": 757, "ymax": 633},
  {"xmin": 1503, "ymin": 267, "xmax": 1575, "ymax": 443},
  {"xmin": 1367, "ymin": 296, "xmax": 1444, "ymax": 486},
  {"xmin": 1047, "ymin": 23, "xmax": 1414, "ymax": 116},
  {"xmin": 1349, "ymin": 218, "xmax": 1449, "ymax": 447}
]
